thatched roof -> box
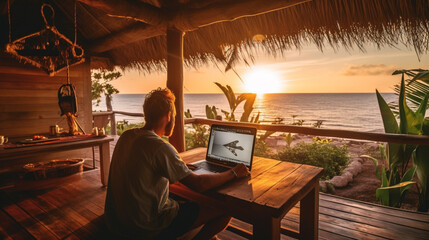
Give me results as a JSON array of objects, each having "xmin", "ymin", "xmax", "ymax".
[{"xmin": 1, "ymin": 0, "xmax": 428, "ymax": 72}]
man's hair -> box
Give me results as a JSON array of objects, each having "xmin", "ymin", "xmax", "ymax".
[{"xmin": 143, "ymin": 88, "xmax": 176, "ymax": 125}]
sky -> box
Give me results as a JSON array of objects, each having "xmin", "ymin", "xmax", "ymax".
[{"xmin": 110, "ymin": 42, "xmax": 428, "ymax": 94}]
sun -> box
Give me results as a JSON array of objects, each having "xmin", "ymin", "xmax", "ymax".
[{"xmin": 243, "ymin": 67, "xmax": 283, "ymax": 95}]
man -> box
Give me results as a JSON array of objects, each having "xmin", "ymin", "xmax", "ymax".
[{"xmin": 105, "ymin": 88, "xmax": 250, "ymax": 240}]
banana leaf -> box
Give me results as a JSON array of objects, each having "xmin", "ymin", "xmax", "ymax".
[
  {"xmin": 205, "ymin": 105, "xmax": 217, "ymax": 119},
  {"xmin": 415, "ymin": 145, "xmax": 429, "ymax": 211},
  {"xmin": 376, "ymin": 89, "xmax": 399, "ymax": 134},
  {"xmin": 240, "ymin": 93, "xmax": 256, "ymax": 122},
  {"xmin": 214, "ymin": 82, "xmax": 235, "ymax": 113},
  {"xmin": 376, "ymin": 90, "xmax": 402, "ymax": 171},
  {"xmin": 361, "ymin": 154, "xmax": 380, "ymax": 179}
]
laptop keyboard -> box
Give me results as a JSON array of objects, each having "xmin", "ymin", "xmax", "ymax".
[{"xmin": 192, "ymin": 161, "xmax": 230, "ymax": 173}]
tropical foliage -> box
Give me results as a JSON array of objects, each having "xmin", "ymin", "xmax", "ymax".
[
  {"xmin": 275, "ymin": 139, "xmax": 349, "ymax": 180},
  {"xmin": 363, "ymin": 75, "xmax": 429, "ymax": 210},
  {"xmin": 91, "ymin": 70, "xmax": 121, "ymax": 110},
  {"xmin": 214, "ymin": 82, "xmax": 260, "ymax": 122},
  {"xmin": 184, "ymin": 109, "xmax": 210, "ymax": 150},
  {"xmin": 390, "ymin": 69, "xmax": 429, "ymax": 112}
]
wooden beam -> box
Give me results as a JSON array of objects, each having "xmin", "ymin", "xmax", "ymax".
[
  {"xmin": 166, "ymin": 28, "xmax": 185, "ymax": 152},
  {"xmin": 89, "ymin": 23, "xmax": 165, "ymax": 53},
  {"xmin": 174, "ymin": 0, "xmax": 311, "ymax": 30},
  {"xmin": 77, "ymin": 0, "xmax": 163, "ymax": 25}
]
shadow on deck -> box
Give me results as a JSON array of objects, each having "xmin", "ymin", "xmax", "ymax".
[{"xmin": 1, "ymin": 166, "xmax": 429, "ymax": 239}]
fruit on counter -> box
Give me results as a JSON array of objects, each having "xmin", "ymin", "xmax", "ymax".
[{"xmin": 33, "ymin": 135, "xmax": 47, "ymax": 140}]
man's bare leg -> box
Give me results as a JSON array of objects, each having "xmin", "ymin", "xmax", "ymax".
[{"xmin": 188, "ymin": 204, "xmax": 231, "ymax": 240}]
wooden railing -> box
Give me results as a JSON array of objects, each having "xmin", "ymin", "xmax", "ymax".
[
  {"xmin": 185, "ymin": 118, "xmax": 429, "ymax": 146},
  {"xmin": 92, "ymin": 111, "xmax": 429, "ymax": 146},
  {"xmin": 92, "ymin": 111, "xmax": 144, "ymax": 135}
]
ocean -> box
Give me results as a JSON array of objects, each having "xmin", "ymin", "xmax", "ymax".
[{"xmin": 92, "ymin": 93, "xmax": 397, "ymax": 133}]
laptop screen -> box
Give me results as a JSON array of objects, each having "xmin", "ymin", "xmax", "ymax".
[{"xmin": 206, "ymin": 124, "xmax": 256, "ymax": 169}]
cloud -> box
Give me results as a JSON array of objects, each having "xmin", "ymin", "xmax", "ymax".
[{"xmin": 342, "ymin": 64, "xmax": 397, "ymax": 76}]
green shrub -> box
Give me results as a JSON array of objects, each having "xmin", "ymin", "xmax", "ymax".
[
  {"xmin": 253, "ymin": 139, "xmax": 272, "ymax": 158},
  {"xmin": 275, "ymin": 142, "xmax": 350, "ymax": 180},
  {"xmin": 106, "ymin": 121, "xmax": 145, "ymax": 135},
  {"xmin": 185, "ymin": 126, "xmax": 209, "ymax": 150}
]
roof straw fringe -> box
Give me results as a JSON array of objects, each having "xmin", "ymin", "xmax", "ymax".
[{"xmin": 106, "ymin": 0, "xmax": 428, "ymax": 72}]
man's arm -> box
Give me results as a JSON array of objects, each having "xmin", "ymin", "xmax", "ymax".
[{"xmin": 180, "ymin": 164, "xmax": 250, "ymax": 193}]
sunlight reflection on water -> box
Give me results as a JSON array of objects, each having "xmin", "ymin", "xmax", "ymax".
[{"xmin": 93, "ymin": 93, "xmax": 397, "ymax": 133}]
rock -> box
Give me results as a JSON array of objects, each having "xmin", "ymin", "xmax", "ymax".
[
  {"xmin": 350, "ymin": 156, "xmax": 364, "ymax": 164},
  {"xmin": 330, "ymin": 176, "xmax": 348, "ymax": 188},
  {"xmin": 343, "ymin": 171, "xmax": 353, "ymax": 182},
  {"xmin": 345, "ymin": 162, "xmax": 363, "ymax": 176}
]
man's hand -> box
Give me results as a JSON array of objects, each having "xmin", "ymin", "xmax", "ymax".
[
  {"xmin": 180, "ymin": 164, "xmax": 250, "ymax": 192},
  {"xmin": 232, "ymin": 164, "xmax": 250, "ymax": 179}
]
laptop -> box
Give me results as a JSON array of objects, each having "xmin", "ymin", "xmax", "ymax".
[{"xmin": 190, "ymin": 124, "xmax": 257, "ymax": 174}]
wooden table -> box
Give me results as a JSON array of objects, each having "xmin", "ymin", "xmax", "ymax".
[
  {"xmin": 171, "ymin": 148, "xmax": 324, "ymax": 240},
  {"xmin": 0, "ymin": 136, "xmax": 114, "ymax": 186}
]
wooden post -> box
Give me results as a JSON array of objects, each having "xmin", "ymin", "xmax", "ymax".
[
  {"xmin": 253, "ymin": 216, "xmax": 281, "ymax": 240},
  {"xmin": 300, "ymin": 183, "xmax": 319, "ymax": 240},
  {"xmin": 166, "ymin": 28, "xmax": 185, "ymax": 152},
  {"xmin": 110, "ymin": 112, "xmax": 117, "ymax": 135},
  {"xmin": 99, "ymin": 141, "xmax": 111, "ymax": 186}
]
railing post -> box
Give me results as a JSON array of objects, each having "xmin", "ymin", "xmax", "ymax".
[{"xmin": 110, "ymin": 112, "xmax": 117, "ymax": 135}]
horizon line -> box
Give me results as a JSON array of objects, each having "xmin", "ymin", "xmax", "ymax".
[{"xmin": 114, "ymin": 92, "xmax": 397, "ymax": 94}]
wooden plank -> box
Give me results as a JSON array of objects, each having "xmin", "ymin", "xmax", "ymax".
[
  {"xmin": 36, "ymin": 192, "xmax": 98, "ymax": 239},
  {"xmin": 0, "ymin": 72, "xmax": 81, "ymax": 83},
  {"xmin": 320, "ymin": 198, "xmax": 429, "ymax": 231},
  {"xmin": 0, "ymin": 81, "xmax": 65, "ymax": 91},
  {"xmin": 254, "ymin": 164, "xmax": 323, "ymax": 214},
  {"xmin": 0, "ymin": 209, "xmax": 34, "ymax": 240},
  {"xmin": 179, "ymin": 147, "xmax": 206, "ymax": 163},
  {"xmin": 283, "ymin": 208, "xmax": 388, "ymax": 240},
  {"xmin": 317, "ymin": 203, "xmax": 429, "ymax": 238},
  {"xmin": 0, "ymin": 66, "xmax": 82, "ymax": 78},
  {"xmin": 320, "ymin": 193, "xmax": 429, "ymax": 222},
  {"xmin": 218, "ymin": 161, "xmax": 301, "ymax": 202},
  {"xmin": 0, "ymin": 110, "xmax": 60, "ymax": 121},
  {"xmin": 0, "ymin": 103, "xmax": 59, "ymax": 113},
  {"xmin": 16, "ymin": 198, "xmax": 72, "ymax": 239},
  {"xmin": 2, "ymin": 201, "xmax": 58, "ymax": 240},
  {"xmin": 32, "ymin": 195, "xmax": 97, "ymax": 240},
  {"xmin": 285, "ymin": 207, "xmax": 397, "ymax": 239},
  {"xmin": 0, "ymin": 89, "xmax": 84, "ymax": 98},
  {"xmin": 0, "ymin": 137, "xmax": 113, "ymax": 160}
]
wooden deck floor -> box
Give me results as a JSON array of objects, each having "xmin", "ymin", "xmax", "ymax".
[{"xmin": 1, "ymin": 169, "xmax": 429, "ymax": 240}]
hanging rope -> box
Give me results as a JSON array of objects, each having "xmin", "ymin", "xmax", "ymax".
[
  {"xmin": 66, "ymin": 59, "xmax": 70, "ymax": 85},
  {"xmin": 74, "ymin": 0, "xmax": 77, "ymax": 46},
  {"xmin": 7, "ymin": 0, "xmax": 11, "ymax": 43},
  {"xmin": 41, "ymin": 3, "xmax": 55, "ymax": 28},
  {"xmin": 72, "ymin": 0, "xmax": 83, "ymax": 58}
]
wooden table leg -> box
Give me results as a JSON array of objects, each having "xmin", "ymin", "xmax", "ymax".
[
  {"xmin": 253, "ymin": 216, "xmax": 281, "ymax": 240},
  {"xmin": 99, "ymin": 142, "xmax": 111, "ymax": 186},
  {"xmin": 300, "ymin": 183, "xmax": 319, "ymax": 240}
]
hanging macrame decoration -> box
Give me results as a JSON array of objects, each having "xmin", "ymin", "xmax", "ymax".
[{"xmin": 5, "ymin": 2, "xmax": 84, "ymax": 76}]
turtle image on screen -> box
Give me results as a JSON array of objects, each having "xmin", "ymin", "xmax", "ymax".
[{"xmin": 223, "ymin": 140, "xmax": 244, "ymax": 156}]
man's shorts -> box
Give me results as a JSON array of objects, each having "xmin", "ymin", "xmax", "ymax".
[{"xmin": 155, "ymin": 201, "xmax": 200, "ymax": 239}]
